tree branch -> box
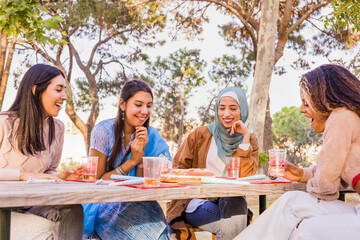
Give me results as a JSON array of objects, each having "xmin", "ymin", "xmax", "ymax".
[
  {"xmin": 27, "ymin": 41, "xmax": 57, "ymax": 65},
  {"xmin": 190, "ymin": 0, "xmax": 258, "ymax": 55},
  {"xmin": 275, "ymin": 0, "xmax": 294, "ymax": 62},
  {"xmin": 287, "ymin": 0, "xmax": 331, "ymax": 34}
]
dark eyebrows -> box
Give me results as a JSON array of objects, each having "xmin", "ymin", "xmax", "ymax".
[
  {"xmin": 134, "ymin": 100, "xmax": 153, "ymax": 104},
  {"xmin": 219, "ymin": 104, "xmax": 238, "ymax": 107}
]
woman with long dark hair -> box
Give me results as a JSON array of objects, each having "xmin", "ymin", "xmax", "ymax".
[
  {"xmin": 83, "ymin": 79, "xmax": 172, "ymax": 240},
  {"xmin": 0, "ymin": 64, "xmax": 83, "ymax": 239},
  {"xmin": 236, "ymin": 64, "xmax": 360, "ymax": 239}
]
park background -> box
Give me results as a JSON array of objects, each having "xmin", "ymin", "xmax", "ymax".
[
  {"xmin": 1, "ymin": 0, "xmax": 359, "ymax": 170},
  {"xmin": 0, "ymin": 1, "xmax": 359, "ymax": 237}
]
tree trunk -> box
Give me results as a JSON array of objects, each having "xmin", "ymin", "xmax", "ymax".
[
  {"xmin": 0, "ymin": 30, "xmax": 7, "ymax": 81},
  {"xmin": 247, "ymin": 0, "xmax": 279, "ymax": 151},
  {"xmin": 0, "ymin": 34, "xmax": 16, "ymax": 110},
  {"xmin": 177, "ymin": 88, "xmax": 185, "ymax": 147}
]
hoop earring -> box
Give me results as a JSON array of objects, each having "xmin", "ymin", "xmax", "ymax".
[{"xmin": 121, "ymin": 111, "xmax": 124, "ymax": 120}]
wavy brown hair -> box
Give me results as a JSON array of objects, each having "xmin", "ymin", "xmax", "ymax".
[{"xmin": 299, "ymin": 64, "xmax": 360, "ymax": 117}]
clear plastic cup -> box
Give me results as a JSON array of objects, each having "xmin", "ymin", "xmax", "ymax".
[
  {"xmin": 226, "ymin": 157, "xmax": 240, "ymax": 178},
  {"xmin": 268, "ymin": 149, "xmax": 286, "ymax": 178},
  {"xmin": 143, "ymin": 157, "xmax": 163, "ymax": 187},
  {"xmin": 81, "ymin": 156, "xmax": 98, "ymax": 181}
]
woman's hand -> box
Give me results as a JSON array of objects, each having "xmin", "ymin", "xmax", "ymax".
[
  {"xmin": 129, "ymin": 127, "xmax": 148, "ymax": 165},
  {"xmin": 228, "ymin": 120, "xmax": 249, "ymax": 136},
  {"xmin": 284, "ymin": 162, "xmax": 304, "ymax": 182},
  {"xmin": 19, "ymin": 171, "xmax": 61, "ymax": 181},
  {"xmin": 57, "ymin": 166, "xmax": 83, "ymax": 180},
  {"xmin": 135, "ymin": 126, "xmax": 148, "ymax": 147}
]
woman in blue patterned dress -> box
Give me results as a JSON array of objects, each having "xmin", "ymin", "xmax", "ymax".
[{"xmin": 83, "ymin": 79, "xmax": 172, "ymax": 240}]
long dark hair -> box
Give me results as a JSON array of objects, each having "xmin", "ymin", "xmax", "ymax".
[
  {"xmin": 300, "ymin": 64, "xmax": 360, "ymax": 117},
  {"xmin": 107, "ymin": 79, "xmax": 153, "ymax": 170},
  {"xmin": 7, "ymin": 64, "xmax": 65, "ymax": 155}
]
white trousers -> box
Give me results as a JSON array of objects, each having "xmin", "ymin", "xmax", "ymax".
[
  {"xmin": 235, "ymin": 191, "xmax": 360, "ymax": 240},
  {"xmin": 11, "ymin": 205, "xmax": 83, "ymax": 240}
]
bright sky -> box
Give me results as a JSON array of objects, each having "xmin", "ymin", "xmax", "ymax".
[{"xmin": 2, "ymin": 6, "xmax": 358, "ymax": 159}]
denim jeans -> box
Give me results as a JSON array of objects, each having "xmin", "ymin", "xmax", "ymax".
[{"xmin": 185, "ymin": 197, "xmax": 247, "ymax": 240}]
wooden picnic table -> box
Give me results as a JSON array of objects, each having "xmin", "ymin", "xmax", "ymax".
[{"xmin": 0, "ymin": 181, "xmax": 306, "ymax": 239}]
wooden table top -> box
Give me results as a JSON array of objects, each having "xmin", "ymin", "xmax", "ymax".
[{"xmin": 0, "ymin": 181, "xmax": 306, "ymax": 208}]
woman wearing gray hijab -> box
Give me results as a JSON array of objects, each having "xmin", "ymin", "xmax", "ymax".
[{"xmin": 167, "ymin": 86, "xmax": 259, "ymax": 239}]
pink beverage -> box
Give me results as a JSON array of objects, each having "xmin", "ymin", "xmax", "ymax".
[
  {"xmin": 81, "ymin": 156, "xmax": 98, "ymax": 180},
  {"xmin": 227, "ymin": 165, "xmax": 239, "ymax": 178},
  {"xmin": 226, "ymin": 157, "xmax": 240, "ymax": 178},
  {"xmin": 268, "ymin": 149, "xmax": 286, "ymax": 178}
]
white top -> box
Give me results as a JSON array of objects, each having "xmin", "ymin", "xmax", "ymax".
[{"xmin": 185, "ymin": 136, "xmax": 250, "ymax": 213}]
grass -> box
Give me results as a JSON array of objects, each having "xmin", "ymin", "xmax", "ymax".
[{"xmin": 161, "ymin": 193, "xmax": 360, "ymax": 240}]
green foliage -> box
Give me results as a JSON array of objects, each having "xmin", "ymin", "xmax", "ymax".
[
  {"xmin": 272, "ymin": 106, "xmax": 322, "ymax": 166},
  {"xmin": 145, "ymin": 48, "xmax": 207, "ymax": 143},
  {"xmin": 324, "ymin": 0, "xmax": 360, "ymax": 32},
  {"xmin": 198, "ymin": 54, "xmax": 249, "ymax": 125},
  {"xmin": 209, "ymin": 54, "xmax": 251, "ymax": 90},
  {"xmin": 74, "ymin": 76, "xmax": 123, "ymax": 112},
  {"xmin": 0, "ymin": 0, "xmax": 63, "ymax": 45},
  {"xmin": 258, "ymin": 151, "xmax": 268, "ymax": 167},
  {"xmin": 58, "ymin": 159, "xmax": 79, "ymax": 173}
]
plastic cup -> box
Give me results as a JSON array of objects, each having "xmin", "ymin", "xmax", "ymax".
[
  {"xmin": 268, "ymin": 149, "xmax": 286, "ymax": 178},
  {"xmin": 81, "ymin": 156, "xmax": 98, "ymax": 181},
  {"xmin": 226, "ymin": 157, "xmax": 240, "ymax": 178},
  {"xmin": 160, "ymin": 157, "xmax": 172, "ymax": 173},
  {"xmin": 143, "ymin": 157, "xmax": 163, "ymax": 187}
]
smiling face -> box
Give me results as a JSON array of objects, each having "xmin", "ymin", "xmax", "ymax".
[
  {"xmin": 300, "ymin": 88, "xmax": 329, "ymax": 133},
  {"xmin": 40, "ymin": 75, "xmax": 67, "ymax": 117},
  {"xmin": 120, "ymin": 91, "xmax": 153, "ymax": 130},
  {"xmin": 218, "ymin": 96, "xmax": 241, "ymax": 129}
]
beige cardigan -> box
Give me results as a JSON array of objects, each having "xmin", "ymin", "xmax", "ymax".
[
  {"xmin": 300, "ymin": 108, "xmax": 360, "ymax": 200},
  {"xmin": 0, "ymin": 113, "xmax": 65, "ymax": 180}
]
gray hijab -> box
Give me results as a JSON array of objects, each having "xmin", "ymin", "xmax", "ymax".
[{"xmin": 208, "ymin": 87, "xmax": 249, "ymax": 163}]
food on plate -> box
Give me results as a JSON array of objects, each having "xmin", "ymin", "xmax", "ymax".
[{"xmin": 161, "ymin": 168, "xmax": 214, "ymax": 183}]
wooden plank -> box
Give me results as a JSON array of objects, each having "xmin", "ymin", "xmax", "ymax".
[{"xmin": 0, "ymin": 182, "xmax": 306, "ymax": 208}]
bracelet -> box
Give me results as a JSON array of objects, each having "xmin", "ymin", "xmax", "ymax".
[
  {"xmin": 137, "ymin": 164, "xmax": 144, "ymax": 168},
  {"xmin": 115, "ymin": 166, "xmax": 126, "ymax": 175}
]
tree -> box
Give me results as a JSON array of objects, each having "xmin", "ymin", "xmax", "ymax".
[
  {"xmin": 19, "ymin": 0, "xmax": 166, "ymax": 152},
  {"xmin": 272, "ymin": 106, "xmax": 322, "ymax": 166},
  {"xmin": 325, "ymin": 0, "xmax": 360, "ymax": 32},
  {"xmin": 0, "ymin": 0, "xmax": 62, "ymax": 110},
  {"xmin": 199, "ymin": 54, "xmax": 250, "ymax": 125},
  {"xmin": 247, "ymin": 0, "xmax": 278, "ymax": 152},
  {"xmin": 144, "ymin": 48, "xmax": 206, "ymax": 146},
  {"xmin": 171, "ymin": 0, "xmax": 339, "ymax": 151}
]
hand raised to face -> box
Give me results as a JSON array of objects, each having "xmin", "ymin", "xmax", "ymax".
[
  {"xmin": 130, "ymin": 126, "xmax": 148, "ymax": 164},
  {"xmin": 227, "ymin": 120, "xmax": 249, "ymax": 136}
]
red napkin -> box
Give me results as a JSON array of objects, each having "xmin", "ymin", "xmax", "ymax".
[
  {"xmin": 250, "ymin": 180, "xmax": 292, "ymax": 184},
  {"xmin": 121, "ymin": 184, "xmax": 186, "ymax": 189},
  {"xmin": 66, "ymin": 179, "xmax": 120, "ymax": 183}
]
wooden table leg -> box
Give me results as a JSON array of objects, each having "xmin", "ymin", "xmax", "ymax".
[
  {"xmin": 0, "ymin": 209, "xmax": 10, "ymax": 240},
  {"xmin": 259, "ymin": 195, "xmax": 266, "ymax": 214}
]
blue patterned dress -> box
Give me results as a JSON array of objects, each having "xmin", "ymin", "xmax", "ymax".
[{"xmin": 83, "ymin": 118, "xmax": 172, "ymax": 240}]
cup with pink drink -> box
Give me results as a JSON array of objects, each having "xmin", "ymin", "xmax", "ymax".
[
  {"xmin": 226, "ymin": 157, "xmax": 241, "ymax": 179},
  {"xmin": 81, "ymin": 156, "xmax": 98, "ymax": 181},
  {"xmin": 268, "ymin": 149, "xmax": 286, "ymax": 179}
]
